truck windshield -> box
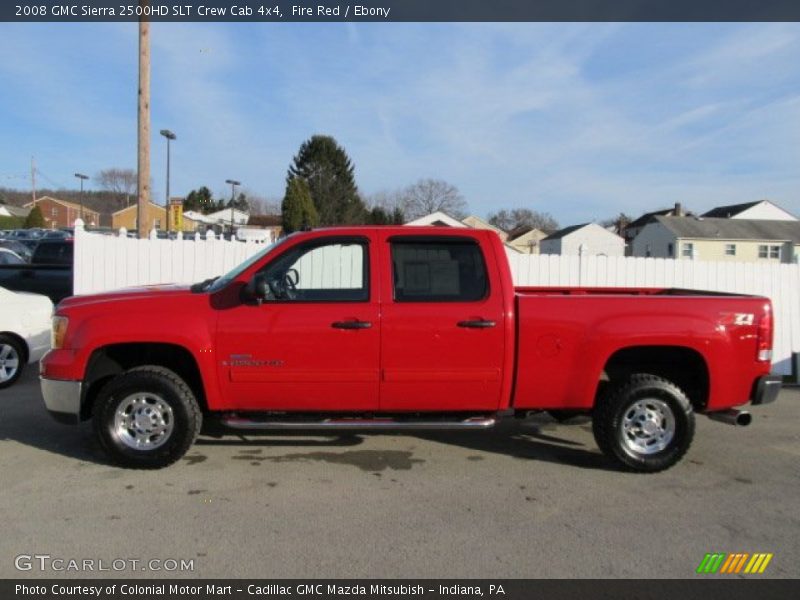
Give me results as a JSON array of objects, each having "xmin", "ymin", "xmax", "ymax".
[{"xmin": 203, "ymin": 238, "xmax": 288, "ymax": 293}]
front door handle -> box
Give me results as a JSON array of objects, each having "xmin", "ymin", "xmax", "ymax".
[
  {"xmin": 457, "ymin": 319, "xmax": 496, "ymax": 329},
  {"xmin": 332, "ymin": 320, "xmax": 372, "ymax": 330}
]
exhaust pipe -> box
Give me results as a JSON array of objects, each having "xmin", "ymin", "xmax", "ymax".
[{"xmin": 707, "ymin": 409, "xmax": 752, "ymax": 427}]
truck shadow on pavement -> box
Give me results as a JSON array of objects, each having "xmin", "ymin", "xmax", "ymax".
[
  {"xmin": 402, "ymin": 415, "xmax": 612, "ymax": 470},
  {"xmin": 2, "ymin": 371, "xmax": 612, "ymax": 471},
  {"xmin": 195, "ymin": 419, "xmax": 613, "ymax": 472}
]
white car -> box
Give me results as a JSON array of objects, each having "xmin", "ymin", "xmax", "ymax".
[{"xmin": 0, "ymin": 286, "xmax": 53, "ymax": 388}]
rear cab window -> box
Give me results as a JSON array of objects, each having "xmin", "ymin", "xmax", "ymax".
[{"xmin": 390, "ymin": 238, "xmax": 489, "ymax": 302}]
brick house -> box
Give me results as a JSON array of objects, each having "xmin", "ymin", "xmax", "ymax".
[{"xmin": 24, "ymin": 196, "xmax": 100, "ymax": 228}]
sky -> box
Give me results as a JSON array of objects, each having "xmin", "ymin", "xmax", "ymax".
[{"xmin": 0, "ymin": 22, "xmax": 798, "ymax": 225}]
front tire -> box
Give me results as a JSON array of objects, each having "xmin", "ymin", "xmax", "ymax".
[
  {"xmin": 593, "ymin": 373, "xmax": 695, "ymax": 473},
  {"xmin": 93, "ymin": 366, "xmax": 202, "ymax": 469},
  {"xmin": 0, "ymin": 334, "xmax": 25, "ymax": 389}
]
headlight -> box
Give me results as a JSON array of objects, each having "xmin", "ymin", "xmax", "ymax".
[{"xmin": 51, "ymin": 316, "xmax": 69, "ymax": 349}]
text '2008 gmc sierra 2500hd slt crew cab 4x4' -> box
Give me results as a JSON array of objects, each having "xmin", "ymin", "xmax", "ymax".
[{"xmin": 40, "ymin": 227, "xmax": 781, "ymax": 471}]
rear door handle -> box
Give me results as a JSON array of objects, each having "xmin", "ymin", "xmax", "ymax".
[
  {"xmin": 457, "ymin": 319, "xmax": 496, "ymax": 329},
  {"xmin": 332, "ymin": 320, "xmax": 372, "ymax": 330}
]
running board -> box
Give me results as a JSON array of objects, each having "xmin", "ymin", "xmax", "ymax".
[{"xmin": 221, "ymin": 416, "xmax": 497, "ymax": 431}]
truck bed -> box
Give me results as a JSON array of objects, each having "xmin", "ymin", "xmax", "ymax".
[{"xmin": 512, "ymin": 289, "xmax": 770, "ymax": 412}]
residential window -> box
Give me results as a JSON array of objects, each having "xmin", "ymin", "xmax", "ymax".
[
  {"xmin": 391, "ymin": 238, "xmax": 488, "ymax": 302},
  {"xmin": 758, "ymin": 245, "xmax": 781, "ymax": 259},
  {"xmin": 681, "ymin": 243, "xmax": 694, "ymax": 258},
  {"xmin": 725, "ymin": 244, "xmax": 736, "ymax": 256},
  {"xmin": 52, "ymin": 208, "xmax": 58, "ymax": 217},
  {"xmin": 667, "ymin": 243, "xmax": 674, "ymax": 257}
]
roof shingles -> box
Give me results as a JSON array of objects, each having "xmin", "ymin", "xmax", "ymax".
[{"xmin": 655, "ymin": 216, "xmax": 800, "ymax": 243}]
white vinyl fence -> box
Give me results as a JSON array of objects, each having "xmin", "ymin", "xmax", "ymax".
[
  {"xmin": 506, "ymin": 250, "xmax": 800, "ymax": 376},
  {"xmin": 72, "ymin": 221, "xmax": 799, "ymax": 376},
  {"xmin": 73, "ymin": 220, "xmax": 271, "ymax": 297}
]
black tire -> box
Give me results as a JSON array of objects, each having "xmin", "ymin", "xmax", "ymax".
[
  {"xmin": 0, "ymin": 334, "xmax": 26, "ymax": 390},
  {"xmin": 592, "ymin": 373, "xmax": 695, "ymax": 473},
  {"xmin": 93, "ymin": 366, "xmax": 202, "ymax": 469}
]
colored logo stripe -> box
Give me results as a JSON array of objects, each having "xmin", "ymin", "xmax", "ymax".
[
  {"xmin": 697, "ymin": 553, "xmax": 726, "ymax": 574},
  {"xmin": 696, "ymin": 553, "xmax": 773, "ymax": 574},
  {"xmin": 745, "ymin": 553, "xmax": 773, "ymax": 574}
]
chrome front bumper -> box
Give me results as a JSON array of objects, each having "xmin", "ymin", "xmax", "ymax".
[{"xmin": 40, "ymin": 377, "xmax": 82, "ymax": 424}]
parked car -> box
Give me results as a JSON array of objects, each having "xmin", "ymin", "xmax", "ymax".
[
  {"xmin": 0, "ymin": 286, "xmax": 52, "ymax": 388},
  {"xmin": 40, "ymin": 227, "xmax": 780, "ymax": 470},
  {"xmin": 0, "ymin": 240, "xmax": 33, "ymax": 262},
  {"xmin": 42, "ymin": 230, "xmax": 72, "ymax": 240},
  {"xmin": 0, "ymin": 239, "xmax": 73, "ymax": 303},
  {"xmin": 0, "ymin": 248, "xmax": 25, "ymax": 265}
]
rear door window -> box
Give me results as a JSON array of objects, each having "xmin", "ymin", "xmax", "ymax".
[{"xmin": 390, "ymin": 239, "xmax": 488, "ymax": 302}]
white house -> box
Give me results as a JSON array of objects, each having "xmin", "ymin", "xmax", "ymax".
[
  {"xmin": 702, "ymin": 200, "xmax": 797, "ymax": 221},
  {"xmin": 405, "ymin": 211, "xmax": 467, "ymax": 228},
  {"xmin": 0, "ymin": 204, "xmax": 30, "ymax": 219},
  {"xmin": 183, "ymin": 208, "xmax": 250, "ymax": 227},
  {"xmin": 539, "ymin": 223, "xmax": 625, "ymax": 257}
]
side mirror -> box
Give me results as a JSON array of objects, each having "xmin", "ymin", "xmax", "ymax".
[{"xmin": 243, "ymin": 273, "xmax": 269, "ymax": 304}]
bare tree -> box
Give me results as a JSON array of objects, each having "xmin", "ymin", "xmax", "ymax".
[
  {"xmin": 488, "ymin": 208, "xmax": 559, "ymax": 234},
  {"xmin": 364, "ymin": 189, "xmax": 403, "ymax": 212},
  {"xmin": 95, "ymin": 168, "xmax": 137, "ymax": 197},
  {"xmin": 246, "ymin": 193, "xmax": 281, "ymax": 215},
  {"xmin": 399, "ymin": 178, "xmax": 467, "ymax": 220}
]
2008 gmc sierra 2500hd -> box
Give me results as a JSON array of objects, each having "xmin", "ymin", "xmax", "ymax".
[{"xmin": 39, "ymin": 227, "xmax": 781, "ymax": 471}]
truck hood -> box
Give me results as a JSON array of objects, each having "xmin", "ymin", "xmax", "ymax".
[{"xmin": 58, "ymin": 284, "xmax": 194, "ymax": 310}]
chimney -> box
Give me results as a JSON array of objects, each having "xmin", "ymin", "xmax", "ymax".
[{"xmin": 674, "ymin": 202, "xmax": 684, "ymax": 217}]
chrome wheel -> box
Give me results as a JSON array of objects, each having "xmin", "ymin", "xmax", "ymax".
[
  {"xmin": 620, "ymin": 398, "xmax": 675, "ymax": 455},
  {"xmin": 0, "ymin": 343, "xmax": 20, "ymax": 384},
  {"xmin": 114, "ymin": 393, "xmax": 174, "ymax": 450}
]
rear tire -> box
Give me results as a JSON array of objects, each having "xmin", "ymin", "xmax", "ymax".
[
  {"xmin": 0, "ymin": 334, "xmax": 25, "ymax": 389},
  {"xmin": 93, "ymin": 366, "xmax": 202, "ymax": 469},
  {"xmin": 593, "ymin": 373, "xmax": 694, "ymax": 473}
]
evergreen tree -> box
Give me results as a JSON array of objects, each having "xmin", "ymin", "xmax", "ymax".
[
  {"xmin": 24, "ymin": 205, "xmax": 45, "ymax": 228},
  {"xmin": 366, "ymin": 206, "xmax": 391, "ymax": 225},
  {"xmin": 287, "ymin": 135, "xmax": 366, "ymax": 225},
  {"xmin": 366, "ymin": 206, "xmax": 405, "ymax": 225},
  {"xmin": 227, "ymin": 192, "xmax": 249, "ymax": 212},
  {"xmin": 281, "ymin": 177, "xmax": 319, "ymax": 233},
  {"xmin": 184, "ymin": 186, "xmax": 216, "ymax": 214}
]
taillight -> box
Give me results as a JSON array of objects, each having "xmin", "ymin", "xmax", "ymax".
[{"xmin": 756, "ymin": 306, "xmax": 773, "ymax": 363}]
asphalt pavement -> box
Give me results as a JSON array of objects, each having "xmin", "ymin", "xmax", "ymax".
[{"xmin": 1, "ymin": 368, "xmax": 798, "ymax": 579}]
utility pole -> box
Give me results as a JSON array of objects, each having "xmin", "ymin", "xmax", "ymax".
[
  {"xmin": 137, "ymin": 2, "xmax": 151, "ymax": 238},
  {"xmin": 160, "ymin": 129, "xmax": 176, "ymax": 233},
  {"xmin": 225, "ymin": 179, "xmax": 240, "ymax": 237},
  {"xmin": 74, "ymin": 173, "xmax": 89, "ymax": 223},
  {"xmin": 31, "ymin": 156, "xmax": 36, "ymax": 204}
]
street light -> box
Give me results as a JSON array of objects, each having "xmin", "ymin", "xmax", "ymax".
[
  {"xmin": 74, "ymin": 173, "xmax": 88, "ymax": 224},
  {"xmin": 225, "ymin": 179, "xmax": 240, "ymax": 236},
  {"xmin": 160, "ymin": 129, "xmax": 176, "ymax": 233}
]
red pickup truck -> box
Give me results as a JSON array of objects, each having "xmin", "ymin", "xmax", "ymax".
[{"xmin": 40, "ymin": 227, "xmax": 781, "ymax": 472}]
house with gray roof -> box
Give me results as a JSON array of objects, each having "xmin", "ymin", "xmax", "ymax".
[
  {"xmin": 701, "ymin": 200, "xmax": 796, "ymax": 221},
  {"xmin": 632, "ymin": 216, "xmax": 800, "ymax": 263},
  {"xmin": 540, "ymin": 223, "xmax": 625, "ymax": 257}
]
